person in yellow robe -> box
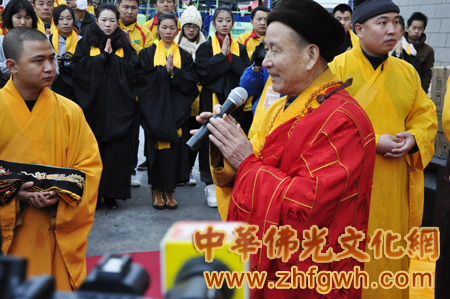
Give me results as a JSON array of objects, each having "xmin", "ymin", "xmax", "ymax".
[
  {"xmin": 143, "ymin": 0, "xmax": 179, "ymax": 43},
  {"xmin": 329, "ymin": 1, "xmax": 437, "ymax": 298},
  {"xmin": 34, "ymin": 0, "xmax": 57, "ymax": 34},
  {"xmin": 235, "ymin": 6, "xmax": 269, "ymax": 61},
  {"xmin": 0, "ymin": 27, "xmax": 102, "ymax": 291},
  {"xmin": 438, "ymin": 76, "xmax": 450, "ymax": 299},
  {"xmin": 117, "ymin": 0, "xmax": 152, "ymax": 55}
]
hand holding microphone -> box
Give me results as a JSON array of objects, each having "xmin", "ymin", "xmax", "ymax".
[
  {"xmin": 187, "ymin": 87, "xmax": 254, "ymax": 170},
  {"xmin": 187, "ymin": 87, "xmax": 248, "ymax": 151}
]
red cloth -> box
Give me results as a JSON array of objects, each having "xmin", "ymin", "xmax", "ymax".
[
  {"xmin": 228, "ymin": 88, "xmax": 376, "ymax": 298},
  {"xmin": 149, "ymin": 14, "xmax": 159, "ymax": 32},
  {"xmin": 86, "ymin": 251, "xmax": 162, "ymax": 298}
]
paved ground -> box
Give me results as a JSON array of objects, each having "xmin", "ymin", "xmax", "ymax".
[{"xmin": 86, "ymin": 128, "xmax": 221, "ymax": 257}]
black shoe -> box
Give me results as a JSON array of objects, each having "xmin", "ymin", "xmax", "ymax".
[
  {"xmin": 104, "ymin": 198, "xmax": 118, "ymax": 210},
  {"xmin": 137, "ymin": 160, "xmax": 148, "ymax": 171}
]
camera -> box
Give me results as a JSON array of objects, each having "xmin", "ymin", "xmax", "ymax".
[
  {"xmin": 251, "ymin": 43, "xmax": 266, "ymax": 67},
  {"xmin": 59, "ymin": 52, "xmax": 73, "ymax": 74}
]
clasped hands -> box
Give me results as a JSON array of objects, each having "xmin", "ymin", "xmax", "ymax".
[
  {"xmin": 192, "ymin": 104, "xmax": 253, "ymax": 169},
  {"xmin": 377, "ymin": 132, "xmax": 416, "ymax": 158},
  {"xmin": 17, "ymin": 181, "xmax": 60, "ymax": 208}
]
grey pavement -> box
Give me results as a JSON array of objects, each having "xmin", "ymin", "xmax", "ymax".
[{"xmin": 86, "ymin": 128, "xmax": 221, "ymax": 257}]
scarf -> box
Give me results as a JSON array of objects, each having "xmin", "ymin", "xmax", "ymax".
[
  {"xmin": 149, "ymin": 14, "xmax": 159, "ymax": 32},
  {"xmin": 51, "ymin": 30, "xmax": 79, "ymax": 54},
  {"xmin": 211, "ymin": 33, "xmax": 240, "ymax": 108},
  {"xmin": 154, "ymin": 40, "xmax": 182, "ymax": 150},
  {"xmin": 37, "ymin": 17, "xmax": 56, "ymax": 34}
]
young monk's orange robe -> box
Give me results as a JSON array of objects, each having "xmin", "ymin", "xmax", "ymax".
[{"xmin": 0, "ymin": 78, "xmax": 102, "ymax": 290}]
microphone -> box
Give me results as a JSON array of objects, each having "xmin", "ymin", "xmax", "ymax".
[{"xmin": 186, "ymin": 87, "xmax": 248, "ymax": 151}]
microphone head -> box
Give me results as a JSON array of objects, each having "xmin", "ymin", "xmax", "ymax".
[{"xmin": 228, "ymin": 87, "xmax": 248, "ymax": 107}]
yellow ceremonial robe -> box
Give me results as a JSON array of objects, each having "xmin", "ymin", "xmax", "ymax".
[
  {"xmin": 329, "ymin": 42, "xmax": 437, "ymax": 299},
  {"xmin": 442, "ymin": 76, "xmax": 450, "ymax": 143},
  {"xmin": 235, "ymin": 30, "xmax": 261, "ymax": 61},
  {"xmin": 119, "ymin": 20, "xmax": 153, "ymax": 55},
  {"xmin": 0, "ymin": 79, "xmax": 102, "ymax": 290}
]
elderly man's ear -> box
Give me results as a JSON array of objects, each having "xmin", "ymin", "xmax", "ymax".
[{"xmin": 305, "ymin": 44, "xmax": 321, "ymax": 71}]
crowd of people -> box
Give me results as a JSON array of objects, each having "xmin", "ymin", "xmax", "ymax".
[{"xmin": 0, "ymin": 0, "xmax": 446, "ymax": 297}]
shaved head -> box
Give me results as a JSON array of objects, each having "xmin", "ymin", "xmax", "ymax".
[{"xmin": 4, "ymin": 27, "xmax": 48, "ymax": 62}]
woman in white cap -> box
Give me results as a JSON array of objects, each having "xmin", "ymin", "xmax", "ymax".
[
  {"xmin": 175, "ymin": 5, "xmax": 205, "ymax": 187},
  {"xmin": 176, "ymin": 5, "xmax": 205, "ymax": 57}
]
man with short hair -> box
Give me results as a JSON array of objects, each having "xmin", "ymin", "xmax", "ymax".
[
  {"xmin": 143, "ymin": 0, "xmax": 179, "ymax": 42},
  {"xmin": 117, "ymin": 0, "xmax": 152, "ymax": 54},
  {"xmin": 34, "ymin": 0, "xmax": 56, "ymax": 34},
  {"xmin": 236, "ymin": 6, "xmax": 269, "ymax": 60},
  {"xmin": 333, "ymin": 3, "xmax": 358, "ymax": 55},
  {"xmin": 0, "ymin": 27, "xmax": 102, "ymax": 290},
  {"xmin": 200, "ymin": 0, "xmax": 376, "ymax": 297},
  {"xmin": 406, "ymin": 11, "xmax": 434, "ymax": 93},
  {"xmin": 329, "ymin": 1, "xmax": 437, "ymax": 298}
]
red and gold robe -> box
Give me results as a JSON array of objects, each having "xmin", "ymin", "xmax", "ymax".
[{"xmin": 213, "ymin": 69, "xmax": 376, "ymax": 298}]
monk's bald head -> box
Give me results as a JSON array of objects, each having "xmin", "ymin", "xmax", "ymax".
[{"xmin": 4, "ymin": 27, "xmax": 49, "ymax": 62}]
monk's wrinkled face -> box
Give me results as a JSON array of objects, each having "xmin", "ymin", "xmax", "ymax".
[
  {"xmin": 34, "ymin": 0, "xmax": 54, "ymax": 22},
  {"xmin": 262, "ymin": 21, "xmax": 312, "ymax": 98},
  {"xmin": 10, "ymin": 40, "xmax": 56, "ymax": 89},
  {"xmin": 355, "ymin": 12, "xmax": 400, "ymax": 56}
]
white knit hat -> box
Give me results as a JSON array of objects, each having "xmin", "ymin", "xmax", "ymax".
[{"xmin": 180, "ymin": 6, "xmax": 202, "ymax": 29}]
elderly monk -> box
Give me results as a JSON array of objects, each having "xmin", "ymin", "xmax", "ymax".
[
  {"xmin": 196, "ymin": 0, "xmax": 377, "ymax": 297},
  {"xmin": 329, "ymin": 1, "xmax": 437, "ymax": 298},
  {"xmin": 0, "ymin": 27, "xmax": 102, "ymax": 291}
]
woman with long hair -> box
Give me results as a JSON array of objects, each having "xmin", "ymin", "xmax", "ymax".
[
  {"xmin": 195, "ymin": 6, "xmax": 250, "ymax": 208},
  {"xmin": 71, "ymin": 3, "xmax": 138, "ymax": 210},
  {"xmin": 0, "ymin": 0, "xmax": 38, "ymax": 86},
  {"xmin": 137, "ymin": 13, "xmax": 198, "ymax": 210}
]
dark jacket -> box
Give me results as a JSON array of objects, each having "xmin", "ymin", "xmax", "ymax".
[
  {"xmin": 75, "ymin": 12, "xmax": 95, "ymax": 37},
  {"xmin": 406, "ymin": 32, "xmax": 435, "ymax": 93},
  {"xmin": 71, "ymin": 24, "xmax": 138, "ymax": 142}
]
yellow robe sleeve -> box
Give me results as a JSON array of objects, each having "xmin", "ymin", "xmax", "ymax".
[{"xmin": 442, "ymin": 76, "xmax": 450, "ymax": 143}]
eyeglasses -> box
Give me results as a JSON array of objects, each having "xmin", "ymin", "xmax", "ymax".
[
  {"xmin": 157, "ymin": 0, "xmax": 174, "ymax": 3},
  {"xmin": 184, "ymin": 24, "xmax": 199, "ymax": 30}
]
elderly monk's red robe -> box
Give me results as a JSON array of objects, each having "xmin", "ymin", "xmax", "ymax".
[
  {"xmin": 214, "ymin": 70, "xmax": 376, "ymax": 298},
  {"xmin": 0, "ymin": 79, "xmax": 102, "ymax": 290}
]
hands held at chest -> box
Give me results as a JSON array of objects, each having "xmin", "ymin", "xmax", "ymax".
[
  {"xmin": 166, "ymin": 53, "xmax": 174, "ymax": 74},
  {"xmin": 104, "ymin": 38, "xmax": 113, "ymax": 54},
  {"xmin": 222, "ymin": 35, "xmax": 231, "ymax": 56},
  {"xmin": 193, "ymin": 105, "xmax": 254, "ymax": 169},
  {"xmin": 377, "ymin": 132, "xmax": 416, "ymax": 158},
  {"xmin": 18, "ymin": 181, "xmax": 60, "ymax": 208}
]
